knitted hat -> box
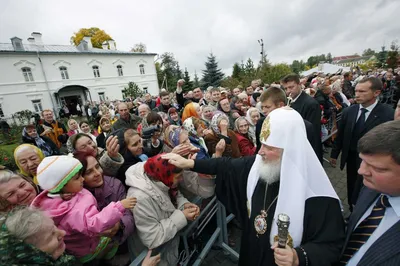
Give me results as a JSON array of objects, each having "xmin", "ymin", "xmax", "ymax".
[{"xmin": 37, "ymin": 155, "xmax": 82, "ymax": 193}]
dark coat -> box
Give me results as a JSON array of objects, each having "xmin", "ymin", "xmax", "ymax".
[
  {"xmin": 112, "ymin": 114, "xmax": 141, "ymax": 131},
  {"xmin": 314, "ymin": 90, "xmax": 336, "ymax": 119},
  {"xmin": 21, "ymin": 135, "xmax": 60, "ymax": 155},
  {"xmin": 87, "ymin": 175, "xmax": 134, "ymax": 245},
  {"xmin": 331, "ymin": 103, "xmax": 394, "ymax": 170},
  {"xmin": 96, "ymin": 132, "xmax": 107, "ymax": 149},
  {"xmin": 338, "ymin": 187, "xmax": 400, "ymax": 266}
]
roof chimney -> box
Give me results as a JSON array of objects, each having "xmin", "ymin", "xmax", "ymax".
[
  {"xmin": 82, "ymin": 37, "xmax": 93, "ymax": 49},
  {"xmin": 102, "ymin": 41, "xmax": 108, "ymax": 50},
  {"xmin": 10, "ymin": 37, "xmax": 24, "ymax": 51},
  {"xmin": 31, "ymin": 32, "xmax": 43, "ymax": 46},
  {"xmin": 108, "ymin": 39, "xmax": 116, "ymax": 50},
  {"xmin": 27, "ymin": 37, "xmax": 35, "ymax": 44}
]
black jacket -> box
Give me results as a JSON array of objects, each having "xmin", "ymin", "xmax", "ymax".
[
  {"xmin": 331, "ymin": 103, "xmax": 394, "ymax": 169},
  {"xmin": 314, "ymin": 90, "xmax": 336, "ymax": 119},
  {"xmin": 22, "ymin": 135, "xmax": 60, "ymax": 155}
]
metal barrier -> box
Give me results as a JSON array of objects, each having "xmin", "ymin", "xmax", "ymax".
[{"xmin": 129, "ymin": 197, "xmax": 239, "ymax": 266}]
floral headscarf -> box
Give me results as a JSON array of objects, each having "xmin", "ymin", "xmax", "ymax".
[
  {"xmin": 210, "ymin": 112, "xmax": 229, "ymax": 135},
  {"xmin": 22, "ymin": 127, "xmax": 53, "ymax": 157},
  {"xmin": 182, "ymin": 117, "xmax": 208, "ymax": 153},
  {"xmin": 14, "ymin": 144, "xmax": 45, "ymax": 184},
  {"xmin": 164, "ymin": 125, "xmax": 184, "ymax": 148},
  {"xmin": 0, "ymin": 217, "xmax": 77, "ymax": 266}
]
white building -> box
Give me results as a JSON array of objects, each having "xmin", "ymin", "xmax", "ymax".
[{"xmin": 0, "ymin": 32, "xmax": 159, "ymax": 118}]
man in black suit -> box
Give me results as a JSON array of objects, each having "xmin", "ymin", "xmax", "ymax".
[
  {"xmin": 255, "ymin": 87, "xmax": 319, "ymax": 157},
  {"xmin": 281, "ymin": 74, "xmax": 323, "ymax": 162},
  {"xmin": 330, "ymin": 77, "xmax": 394, "ymax": 211},
  {"xmin": 337, "ymin": 121, "xmax": 400, "ymax": 265}
]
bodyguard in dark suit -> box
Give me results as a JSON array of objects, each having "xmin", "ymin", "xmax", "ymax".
[
  {"xmin": 337, "ymin": 121, "xmax": 400, "ymax": 266},
  {"xmin": 330, "ymin": 77, "xmax": 394, "ymax": 211},
  {"xmin": 281, "ymin": 74, "xmax": 323, "ymax": 162},
  {"xmin": 255, "ymin": 87, "xmax": 319, "ymax": 156}
]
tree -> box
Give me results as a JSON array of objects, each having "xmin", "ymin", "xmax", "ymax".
[
  {"xmin": 131, "ymin": 43, "xmax": 147, "ymax": 53},
  {"xmin": 160, "ymin": 52, "xmax": 179, "ymax": 91},
  {"xmin": 326, "ymin": 53, "xmax": 333, "ymax": 63},
  {"xmin": 201, "ymin": 53, "xmax": 224, "ymax": 89},
  {"xmin": 387, "ymin": 40, "xmax": 399, "ymax": 69},
  {"xmin": 291, "ymin": 60, "xmax": 302, "ymax": 74},
  {"xmin": 123, "ymin": 82, "xmax": 143, "ymax": 99},
  {"xmin": 71, "ymin": 27, "xmax": 113, "ymax": 49},
  {"xmin": 258, "ymin": 63, "xmax": 292, "ymax": 84},
  {"xmin": 362, "ymin": 48, "xmax": 376, "ymax": 57},
  {"xmin": 175, "ymin": 62, "xmax": 183, "ymax": 80},
  {"xmin": 232, "ymin": 63, "xmax": 242, "ymax": 79},
  {"xmin": 244, "ymin": 58, "xmax": 256, "ymax": 77},
  {"xmin": 193, "ymin": 71, "xmax": 200, "ymax": 88},
  {"xmin": 155, "ymin": 62, "xmax": 164, "ymax": 89},
  {"xmin": 376, "ymin": 46, "xmax": 388, "ymax": 68},
  {"xmin": 182, "ymin": 68, "xmax": 193, "ymax": 92}
]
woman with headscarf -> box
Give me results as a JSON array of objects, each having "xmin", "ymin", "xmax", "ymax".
[
  {"xmin": 205, "ymin": 112, "xmax": 240, "ymax": 158},
  {"xmin": 125, "ymin": 154, "xmax": 200, "ymax": 266},
  {"xmin": 246, "ymin": 107, "xmax": 261, "ymax": 145},
  {"xmin": 79, "ymin": 121, "xmax": 97, "ymax": 143},
  {"xmin": 181, "ymin": 102, "xmax": 201, "ymax": 122},
  {"xmin": 201, "ymin": 105, "xmax": 216, "ymax": 127},
  {"xmin": 96, "ymin": 116, "xmax": 112, "ymax": 149},
  {"xmin": 14, "ymin": 144, "xmax": 45, "ymax": 184},
  {"xmin": 182, "ymin": 117, "xmax": 210, "ymax": 160},
  {"xmin": 67, "ymin": 119, "xmax": 80, "ymax": 136},
  {"xmin": 250, "ymin": 92, "xmax": 261, "ymax": 107},
  {"xmin": 0, "ymin": 206, "xmax": 78, "ymax": 265},
  {"xmin": 234, "ymin": 117, "xmax": 256, "ymax": 157},
  {"xmin": 0, "ymin": 170, "xmax": 39, "ymax": 211},
  {"xmin": 22, "ymin": 125, "xmax": 59, "ymax": 156},
  {"xmin": 167, "ymin": 108, "xmax": 182, "ymax": 126}
]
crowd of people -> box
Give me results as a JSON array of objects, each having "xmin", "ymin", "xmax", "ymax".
[{"xmin": 0, "ymin": 67, "xmax": 400, "ymax": 266}]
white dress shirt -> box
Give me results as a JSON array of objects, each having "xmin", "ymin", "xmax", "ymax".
[
  {"xmin": 356, "ymin": 99, "xmax": 378, "ymax": 121},
  {"xmin": 347, "ymin": 195, "xmax": 400, "ymax": 265}
]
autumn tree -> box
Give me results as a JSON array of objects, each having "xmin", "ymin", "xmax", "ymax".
[
  {"xmin": 131, "ymin": 43, "xmax": 147, "ymax": 53},
  {"xmin": 71, "ymin": 27, "xmax": 113, "ymax": 49}
]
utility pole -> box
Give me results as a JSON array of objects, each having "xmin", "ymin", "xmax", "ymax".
[{"xmin": 258, "ymin": 39, "xmax": 265, "ymax": 66}]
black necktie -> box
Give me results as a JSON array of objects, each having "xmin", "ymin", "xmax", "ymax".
[
  {"xmin": 353, "ymin": 108, "xmax": 368, "ymax": 135},
  {"xmin": 339, "ymin": 195, "xmax": 391, "ymax": 265}
]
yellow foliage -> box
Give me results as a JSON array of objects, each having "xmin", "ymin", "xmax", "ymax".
[{"xmin": 71, "ymin": 27, "xmax": 113, "ymax": 49}]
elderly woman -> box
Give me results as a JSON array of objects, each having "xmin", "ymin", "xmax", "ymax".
[
  {"xmin": 167, "ymin": 108, "xmax": 181, "ymax": 126},
  {"xmin": 246, "ymin": 107, "xmax": 260, "ymax": 145},
  {"xmin": 205, "ymin": 112, "xmax": 240, "ymax": 158},
  {"xmin": 73, "ymin": 153, "xmax": 134, "ymax": 247},
  {"xmin": 0, "ymin": 170, "xmax": 39, "ymax": 211},
  {"xmin": 181, "ymin": 102, "xmax": 201, "ymax": 122},
  {"xmin": 22, "ymin": 125, "xmax": 59, "ymax": 156},
  {"xmin": 14, "ymin": 144, "xmax": 45, "ymax": 184},
  {"xmin": 67, "ymin": 133, "xmax": 124, "ymax": 177},
  {"xmin": 125, "ymin": 154, "xmax": 200, "ymax": 266},
  {"xmin": 96, "ymin": 116, "xmax": 112, "ymax": 149},
  {"xmin": 0, "ymin": 206, "xmax": 77, "ymax": 265},
  {"xmin": 201, "ymin": 105, "xmax": 216, "ymax": 127},
  {"xmin": 234, "ymin": 117, "xmax": 256, "ymax": 157},
  {"xmin": 182, "ymin": 117, "xmax": 210, "ymax": 160},
  {"xmin": 67, "ymin": 119, "xmax": 80, "ymax": 136}
]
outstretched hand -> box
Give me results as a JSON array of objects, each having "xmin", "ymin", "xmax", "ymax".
[
  {"xmin": 161, "ymin": 153, "xmax": 194, "ymax": 169},
  {"xmin": 106, "ymin": 136, "xmax": 120, "ymax": 159}
]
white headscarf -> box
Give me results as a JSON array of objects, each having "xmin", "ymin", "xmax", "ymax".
[{"xmin": 246, "ymin": 107, "xmax": 339, "ymax": 247}]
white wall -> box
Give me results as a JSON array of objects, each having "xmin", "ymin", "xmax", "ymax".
[{"xmin": 0, "ymin": 51, "xmax": 159, "ymax": 118}]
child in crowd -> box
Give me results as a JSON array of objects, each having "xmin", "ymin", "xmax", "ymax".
[{"xmin": 31, "ymin": 155, "xmax": 136, "ymax": 263}]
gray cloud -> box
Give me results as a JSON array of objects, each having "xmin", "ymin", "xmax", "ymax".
[{"xmin": 1, "ymin": 0, "xmax": 399, "ymax": 78}]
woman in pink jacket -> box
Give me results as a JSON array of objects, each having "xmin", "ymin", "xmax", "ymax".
[{"xmin": 31, "ymin": 155, "xmax": 137, "ymax": 264}]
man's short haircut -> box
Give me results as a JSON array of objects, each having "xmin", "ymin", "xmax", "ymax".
[
  {"xmin": 357, "ymin": 77, "xmax": 383, "ymax": 92},
  {"xmin": 159, "ymin": 91, "xmax": 169, "ymax": 98},
  {"xmin": 117, "ymin": 102, "xmax": 128, "ymax": 111},
  {"xmin": 358, "ymin": 120, "xmax": 400, "ymax": 165},
  {"xmin": 281, "ymin": 73, "xmax": 300, "ymax": 84},
  {"xmin": 260, "ymin": 87, "xmax": 288, "ymax": 106},
  {"xmin": 343, "ymin": 72, "xmax": 351, "ymax": 78},
  {"xmin": 210, "ymin": 87, "xmax": 220, "ymax": 94},
  {"xmin": 41, "ymin": 109, "xmax": 52, "ymax": 116}
]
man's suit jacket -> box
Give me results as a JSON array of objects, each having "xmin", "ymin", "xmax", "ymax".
[
  {"xmin": 255, "ymin": 116, "xmax": 318, "ymax": 155},
  {"xmin": 331, "ymin": 103, "xmax": 394, "ymax": 170},
  {"xmin": 340, "ymin": 188, "xmax": 400, "ymax": 266}
]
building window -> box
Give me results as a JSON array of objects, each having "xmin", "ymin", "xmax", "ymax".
[
  {"xmin": 143, "ymin": 87, "xmax": 148, "ymax": 94},
  {"xmin": 22, "ymin": 67, "xmax": 34, "ymax": 82},
  {"xmin": 32, "ymin": 100, "xmax": 43, "ymax": 113},
  {"xmin": 59, "ymin": 66, "xmax": 69, "ymax": 80},
  {"xmin": 0, "ymin": 104, "xmax": 4, "ymax": 118},
  {"xmin": 117, "ymin": 65, "xmax": 123, "ymax": 76},
  {"xmin": 92, "ymin": 66, "xmax": 100, "ymax": 78},
  {"xmin": 98, "ymin": 92, "xmax": 105, "ymax": 102},
  {"xmin": 139, "ymin": 64, "xmax": 145, "ymax": 75}
]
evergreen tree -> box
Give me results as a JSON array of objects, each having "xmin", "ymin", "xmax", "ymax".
[
  {"xmin": 193, "ymin": 71, "xmax": 200, "ymax": 88},
  {"xmin": 232, "ymin": 63, "xmax": 242, "ymax": 79},
  {"xmin": 387, "ymin": 41, "xmax": 399, "ymax": 69},
  {"xmin": 123, "ymin": 82, "xmax": 143, "ymax": 99},
  {"xmin": 201, "ymin": 53, "xmax": 224, "ymax": 89},
  {"xmin": 291, "ymin": 60, "xmax": 302, "ymax": 74},
  {"xmin": 244, "ymin": 58, "xmax": 256, "ymax": 77},
  {"xmin": 327, "ymin": 53, "xmax": 333, "ymax": 63},
  {"xmin": 175, "ymin": 62, "xmax": 183, "ymax": 80},
  {"xmin": 182, "ymin": 68, "xmax": 193, "ymax": 92}
]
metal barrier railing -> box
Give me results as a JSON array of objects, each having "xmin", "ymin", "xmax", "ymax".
[{"xmin": 129, "ymin": 197, "xmax": 238, "ymax": 266}]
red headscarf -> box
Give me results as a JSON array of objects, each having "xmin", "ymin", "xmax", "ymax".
[{"xmin": 144, "ymin": 153, "xmax": 181, "ymax": 206}]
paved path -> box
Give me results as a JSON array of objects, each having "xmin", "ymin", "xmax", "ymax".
[{"xmin": 203, "ymin": 160, "xmax": 349, "ymax": 266}]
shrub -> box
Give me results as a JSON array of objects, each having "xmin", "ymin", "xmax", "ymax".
[{"xmin": 0, "ymin": 148, "xmax": 17, "ymax": 171}]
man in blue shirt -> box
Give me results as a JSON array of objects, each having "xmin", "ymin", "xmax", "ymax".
[{"xmin": 338, "ymin": 120, "xmax": 400, "ymax": 266}]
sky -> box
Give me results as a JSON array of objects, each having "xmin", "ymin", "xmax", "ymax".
[{"xmin": 1, "ymin": 0, "xmax": 399, "ymax": 77}]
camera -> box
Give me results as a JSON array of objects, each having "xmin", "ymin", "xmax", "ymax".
[{"xmin": 142, "ymin": 125, "xmax": 162, "ymax": 139}]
